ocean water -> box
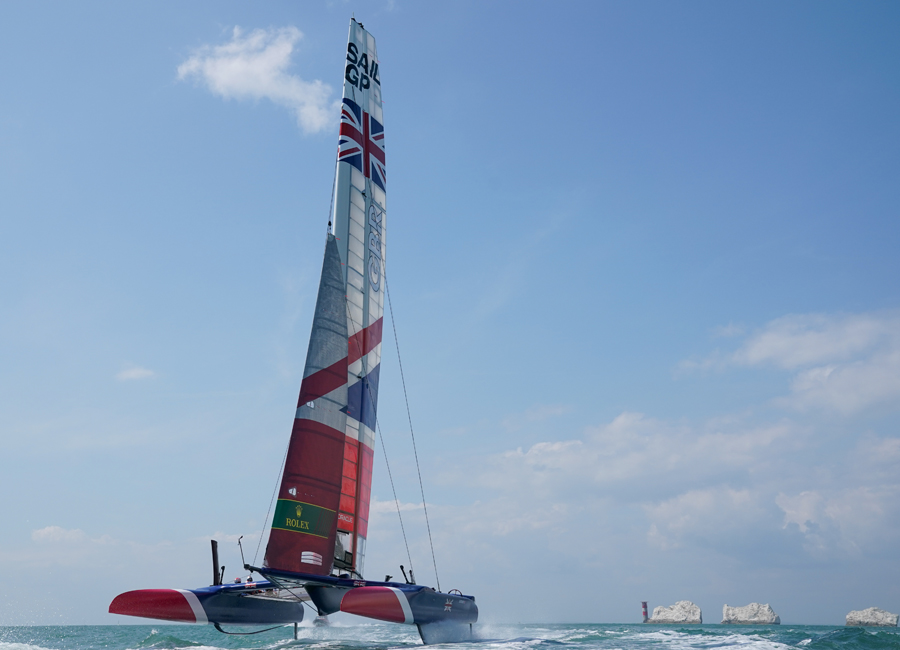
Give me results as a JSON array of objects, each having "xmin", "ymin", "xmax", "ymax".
[{"xmin": 1, "ymin": 624, "xmax": 898, "ymax": 650}]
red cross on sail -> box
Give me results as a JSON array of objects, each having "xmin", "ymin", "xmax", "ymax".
[{"xmin": 338, "ymin": 97, "xmax": 386, "ymax": 191}]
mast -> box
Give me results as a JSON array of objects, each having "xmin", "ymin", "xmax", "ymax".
[{"xmin": 263, "ymin": 18, "xmax": 385, "ymax": 578}]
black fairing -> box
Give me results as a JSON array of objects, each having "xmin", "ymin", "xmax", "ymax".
[
  {"xmin": 202, "ymin": 592, "xmax": 304, "ymax": 625},
  {"xmin": 306, "ymin": 585, "xmax": 350, "ymax": 615},
  {"xmin": 409, "ymin": 589, "xmax": 478, "ymax": 624}
]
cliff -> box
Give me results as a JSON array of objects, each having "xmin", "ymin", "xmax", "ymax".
[
  {"xmin": 846, "ymin": 607, "xmax": 899, "ymax": 627},
  {"xmin": 647, "ymin": 601, "xmax": 702, "ymax": 624},
  {"xmin": 721, "ymin": 603, "xmax": 780, "ymax": 624}
]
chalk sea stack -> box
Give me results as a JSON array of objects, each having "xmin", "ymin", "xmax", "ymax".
[
  {"xmin": 846, "ymin": 607, "xmax": 899, "ymax": 627},
  {"xmin": 721, "ymin": 603, "xmax": 780, "ymax": 625},
  {"xmin": 647, "ymin": 601, "xmax": 702, "ymax": 624}
]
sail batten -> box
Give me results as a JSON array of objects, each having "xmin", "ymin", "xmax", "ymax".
[{"xmin": 264, "ymin": 18, "xmax": 384, "ymax": 579}]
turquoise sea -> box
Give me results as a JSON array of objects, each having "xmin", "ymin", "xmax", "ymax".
[{"xmin": 2, "ymin": 624, "xmax": 899, "ymax": 650}]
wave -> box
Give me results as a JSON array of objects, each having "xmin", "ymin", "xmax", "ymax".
[
  {"xmin": 802, "ymin": 627, "xmax": 900, "ymax": 650},
  {"xmin": 134, "ymin": 630, "xmax": 206, "ymax": 650},
  {"xmin": 2, "ymin": 624, "xmax": 898, "ymax": 650}
]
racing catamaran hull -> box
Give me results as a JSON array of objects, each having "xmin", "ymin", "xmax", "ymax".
[
  {"xmin": 248, "ymin": 565, "xmax": 477, "ymax": 625},
  {"xmin": 108, "ymin": 581, "xmax": 304, "ymax": 625}
]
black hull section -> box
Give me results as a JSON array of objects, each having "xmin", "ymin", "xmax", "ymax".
[
  {"xmin": 306, "ymin": 585, "xmax": 350, "ymax": 615},
  {"xmin": 202, "ymin": 592, "xmax": 304, "ymax": 625}
]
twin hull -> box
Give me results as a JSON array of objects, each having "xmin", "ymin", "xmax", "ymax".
[{"xmin": 109, "ymin": 574, "xmax": 478, "ymax": 638}]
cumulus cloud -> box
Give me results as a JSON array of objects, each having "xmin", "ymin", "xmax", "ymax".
[
  {"xmin": 645, "ymin": 487, "xmax": 767, "ymax": 550},
  {"xmin": 432, "ymin": 411, "xmax": 797, "ymax": 559},
  {"xmin": 479, "ymin": 411, "xmax": 797, "ymax": 501},
  {"xmin": 178, "ymin": 26, "xmax": 336, "ymax": 134},
  {"xmin": 31, "ymin": 526, "xmax": 87, "ymax": 543},
  {"xmin": 732, "ymin": 312, "xmax": 899, "ymax": 370},
  {"xmin": 684, "ymin": 311, "xmax": 900, "ymax": 414},
  {"xmin": 776, "ymin": 486, "xmax": 900, "ymax": 557},
  {"xmin": 370, "ymin": 498, "xmax": 426, "ymax": 514},
  {"xmin": 116, "ymin": 365, "xmax": 155, "ymax": 381},
  {"xmin": 435, "ymin": 399, "xmax": 900, "ymax": 565}
]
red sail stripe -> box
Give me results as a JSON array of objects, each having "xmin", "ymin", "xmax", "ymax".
[
  {"xmin": 266, "ymin": 418, "xmax": 346, "ymax": 574},
  {"xmin": 348, "ymin": 317, "xmax": 384, "ymax": 364},
  {"xmin": 340, "ymin": 123, "xmax": 363, "ymax": 143},
  {"xmin": 297, "ymin": 357, "xmax": 348, "ymax": 406},
  {"xmin": 357, "ymin": 443, "xmax": 374, "ymax": 538}
]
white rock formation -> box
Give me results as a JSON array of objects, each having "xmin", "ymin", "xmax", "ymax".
[
  {"xmin": 846, "ymin": 607, "xmax": 899, "ymax": 627},
  {"xmin": 721, "ymin": 603, "xmax": 780, "ymax": 624},
  {"xmin": 647, "ymin": 600, "xmax": 702, "ymax": 624}
]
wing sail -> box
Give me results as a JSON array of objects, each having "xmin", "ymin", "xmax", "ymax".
[
  {"xmin": 264, "ymin": 18, "xmax": 385, "ymax": 578},
  {"xmin": 331, "ymin": 18, "xmax": 385, "ymax": 578}
]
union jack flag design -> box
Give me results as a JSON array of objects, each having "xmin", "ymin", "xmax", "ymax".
[{"xmin": 338, "ymin": 98, "xmax": 386, "ymax": 191}]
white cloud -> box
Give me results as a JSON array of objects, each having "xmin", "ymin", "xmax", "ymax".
[
  {"xmin": 645, "ymin": 487, "xmax": 766, "ymax": 550},
  {"xmin": 776, "ymin": 486, "xmax": 900, "ymax": 557},
  {"xmin": 433, "ymin": 411, "xmax": 797, "ymax": 560},
  {"xmin": 782, "ymin": 348, "xmax": 900, "ymax": 414},
  {"xmin": 178, "ymin": 26, "xmax": 336, "ymax": 134},
  {"xmin": 685, "ymin": 311, "xmax": 900, "ymax": 414},
  {"xmin": 115, "ymin": 365, "xmax": 155, "ymax": 381},
  {"xmin": 478, "ymin": 412, "xmax": 796, "ymax": 498},
  {"xmin": 370, "ymin": 498, "xmax": 425, "ymax": 514},
  {"xmin": 437, "ymin": 402, "xmax": 900, "ymax": 564},
  {"xmin": 732, "ymin": 312, "xmax": 899, "ymax": 370},
  {"xmin": 31, "ymin": 526, "xmax": 87, "ymax": 543}
]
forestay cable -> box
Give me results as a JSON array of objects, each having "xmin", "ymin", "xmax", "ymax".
[
  {"xmin": 345, "ymin": 299, "xmax": 415, "ymax": 578},
  {"xmin": 385, "ymin": 277, "xmax": 441, "ymax": 592},
  {"xmin": 254, "ymin": 441, "xmax": 290, "ymax": 566}
]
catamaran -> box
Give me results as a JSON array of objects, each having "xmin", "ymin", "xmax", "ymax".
[{"xmin": 109, "ymin": 18, "xmax": 478, "ymax": 644}]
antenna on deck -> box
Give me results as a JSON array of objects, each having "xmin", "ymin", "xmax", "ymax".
[{"xmin": 238, "ymin": 536, "xmax": 248, "ymax": 570}]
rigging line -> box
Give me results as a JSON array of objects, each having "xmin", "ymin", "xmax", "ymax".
[
  {"xmin": 385, "ymin": 276, "xmax": 441, "ymax": 592},
  {"xmin": 254, "ymin": 439, "xmax": 291, "ymax": 566},
  {"xmin": 327, "ymin": 159, "xmax": 338, "ymax": 235},
  {"xmin": 326, "ymin": 98, "xmax": 342, "ymax": 236},
  {"xmin": 375, "ymin": 417, "xmax": 414, "ymax": 575},
  {"xmin": 345, "ymin": 296, "xmax": 415, "ymax": 577}
]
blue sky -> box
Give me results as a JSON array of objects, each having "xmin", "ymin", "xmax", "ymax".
[{"xmin": 2, "ymin": 0, "xmax": 900, "ymax": 626}]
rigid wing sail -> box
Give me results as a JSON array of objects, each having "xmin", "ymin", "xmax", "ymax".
[{"xmin": 109, "ymin": 18, "xmax": 478, "ymax": 645}]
